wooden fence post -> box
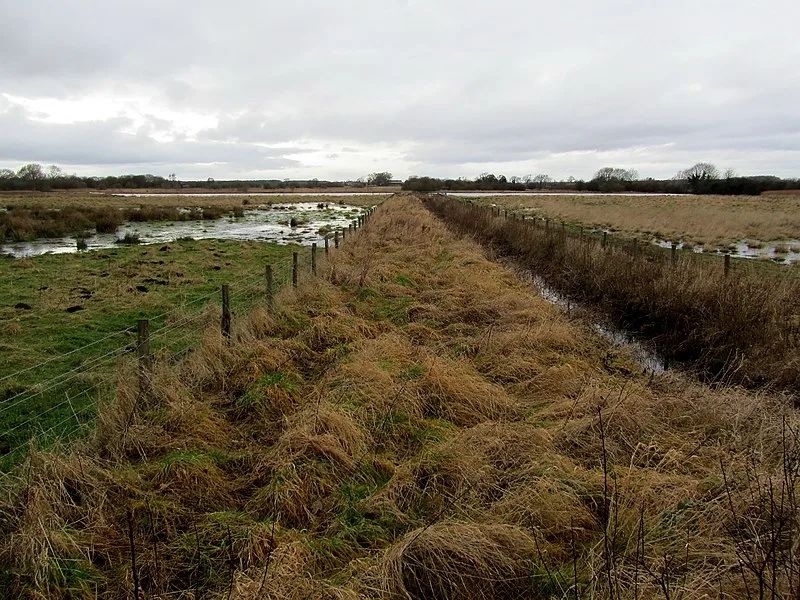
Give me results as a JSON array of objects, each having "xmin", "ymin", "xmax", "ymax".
[
  {"xmin": 335, "ymin": 230, "xmax": 339, "ymax": 248},
  {"xmin": 266, "ymin": 265, "xmax": 274, "ymax": 308},
  {"xmin": 724, "ymin": 253, "xmax": 731, "ymax": 277},
  {"xmin": 221, "ymin": 285, "xmax": 231, "ymax": 340},
  {"xmin": 311, "ymin": 243, "xmax": 317, "ymax": 276},
  {"xmin": 325, "ymin": 237, "xmax": 329, "ymax": 255},
  {"xmin": 137, "ymin": 319, "xmax": 151, "ymax": 399},
  {"xmin": 292, "ymin": 252, "xmax": 298, "ymax": 288},
  {"xmin": 602, "ymin": 231, "xmax": 607, "ymax": 248}
]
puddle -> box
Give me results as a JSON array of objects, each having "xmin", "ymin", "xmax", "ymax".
[
  {"xmin": 1, "ymin": 202, "xmax": 369, "ymax": 258},
  {"xmin": 527, "ymin": 273, "xmax": 666, "ymax": 374},
  {"xmin": 652, "ymin": 238, "xmax": 800, "ymax": 264}
]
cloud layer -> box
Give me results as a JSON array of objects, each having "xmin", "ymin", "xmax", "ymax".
[{"xmin": 1, "ymin": 0, "xmax": 799, "ymax": 180}]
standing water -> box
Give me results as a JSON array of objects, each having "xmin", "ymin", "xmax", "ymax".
[
  {"xmin": 1, "ymin": 202, "xmax": 369, "ymax": 259},
  {"xmin": 526, "ymin": 272, "xmax": 666, "ymax": 374}
]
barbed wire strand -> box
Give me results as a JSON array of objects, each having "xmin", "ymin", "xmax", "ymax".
[
  {"xmin": 0, "ymin": 326, "xmax": 134, "ymax": 384},
  {"xmin": 0, "ymin": 348, "xmax": 127, "ymax": 417},
  {"xmin": 0, "ymin": 263, "xmax": 291, "ymax": 383},
  {"xmin": 1, "ymin": 256, "xmax": 305, "ymax": 462}
]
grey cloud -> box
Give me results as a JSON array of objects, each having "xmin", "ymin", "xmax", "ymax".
[
  {"xmin": 0, "ymin": 0, "xmax": 799, "ymax": 178},
  {"xmin": 0, "ymin": 108, "xmax": 300, "ymax": 173}
]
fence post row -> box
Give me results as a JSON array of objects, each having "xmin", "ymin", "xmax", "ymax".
[
  {"xmin": 137, "ymin": 319, "xmax": 151, "ymax": 399},
  {"xmin": 221, "ymin": 284, "xmax": 231, "ymax": 340},
  {"xmin": 311, "ymin": 243, "xmax": 317, "ymax": 276},
  {"xmin": 266, "ymin": 264, "xmax": 274, "ymax": 308}
]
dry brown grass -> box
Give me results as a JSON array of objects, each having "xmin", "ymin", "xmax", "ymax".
[
  {"xmin": 430, "ymin": 195, "xmax": 800, "ymax": 392},
  {"xmin": 2, "ymin": 194, "xmax": 800, "ymax": 598},
  {"xmin": 467, "ymin": 192, "xmax": 800, "ymax": 245},
  {"xmin": 1, "ymin": 190, "xmax": 386, "ymax": 212}
]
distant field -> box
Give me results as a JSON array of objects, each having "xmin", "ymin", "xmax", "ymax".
[
  {"xmin": 0, "ymin": 190, "xmax": 389, "ymax": 210},
  {"xmin": 463, "ymin": 192, "xmax": 800, "ymax": 247}
]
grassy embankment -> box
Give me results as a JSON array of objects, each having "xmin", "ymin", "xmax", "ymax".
[
  {"xmin": 0, "ymin": 239, "xmax": 302, "ymax": 468},
  {"xmin": 2, "ymin": 194, "xmax": 799, "ymax": 598},
  {"xmin": 1, "ymin": 193, "xmax": 382, "ymax": 243},
  {"xmin": 427, "ymin": 195, "xmax": 800, "ymax": 394},
  {"xmin": 463, "ymin": 192, "xmax": 800, "ymax": 250}
]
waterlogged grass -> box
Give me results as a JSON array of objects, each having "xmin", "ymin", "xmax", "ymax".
[
  {"xmin": 0, "ymin": 238, "xmax": 303, "ymax": 468},
  {"xmin": 2, "ymin": 191, "xmax": 385, "ymax": 211}
]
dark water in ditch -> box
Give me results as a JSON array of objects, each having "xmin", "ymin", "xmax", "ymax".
[
  {"xmin": 2, "ymin": 202, "xmax": 369, "ymax": 259},
  {"xmin": 516, "ymin": 269, "xmax": 667, "ymax": 374}
]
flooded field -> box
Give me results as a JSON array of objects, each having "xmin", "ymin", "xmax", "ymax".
[
  {"xmin": 461, "ymin": 193, "xmax": 800, "ymax": 260},
  {"xmin": 651, "ymin": 237, "xmax": 800, "ymax": 264},
  {"xmin": 2, "ymin": 202, "xmax": 368, "ymax": 258},
  {"xmin": 106, "ymin": 192, "xmax": 393, "ymax": 198}
]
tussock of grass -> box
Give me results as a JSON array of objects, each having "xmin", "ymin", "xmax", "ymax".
[
  {"xmin": 380, "ymin": 523, "xmax": 542, "ymax": 599},
  {"xmin": 3, "ymin": 194, "xmax": 800, "ymax": 598}
]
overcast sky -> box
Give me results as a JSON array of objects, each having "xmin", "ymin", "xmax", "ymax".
[{"xmin": 1, "ymin": 0, "xmax": 799, "ymax": 181}]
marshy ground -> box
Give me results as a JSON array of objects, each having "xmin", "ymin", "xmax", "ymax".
[
  {"xmin": 2, "ymin": 194, "xmax": 799, "ymax": 598},
  {"xmin": 460, "ymin": 192, "xmax": 800, "ymax": 257}
]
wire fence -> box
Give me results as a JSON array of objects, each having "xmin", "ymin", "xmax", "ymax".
[{"xmin": 0, "ymin": 208, "xmax": 375, "ymax": 470}]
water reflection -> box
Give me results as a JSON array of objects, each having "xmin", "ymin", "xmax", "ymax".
[{"xmin": 2, "ymin": 203, "xmax": 368, "ymax": 258}]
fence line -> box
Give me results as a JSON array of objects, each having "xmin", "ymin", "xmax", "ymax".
[
  {"xmin": 449, "ymin": 195, "xmax": 766, "ymax": 277},
  {"xmin": 0, "ymin": 206, "xmax": 377, "ymax": 469}
]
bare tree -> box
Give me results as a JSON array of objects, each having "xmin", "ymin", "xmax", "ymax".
[
  {"xmin": 532, "ymin": 174, "xmax": 553, "ymax": 188},
  {"xmin": 594, "ymin": 167, "xmax": 638, "ymax": 182},
  {"xmin": 366, "ymin": 172, "xmax": 393, "ymax": 186},
  {"xmin": 680, "ymin": 162, "xmax": 719, "ymax": 181},
  {"xmin": 679, "ymin": 163, "xmax": 720, "ymax": 193},
  {"xmin": 17, "ymin": 163, "xmax": 44, "ymax": 190}
]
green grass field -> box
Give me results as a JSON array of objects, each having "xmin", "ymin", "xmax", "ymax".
[{"xmin": 0, "ymin": 238, "xmax": 305, "ymax": 468}]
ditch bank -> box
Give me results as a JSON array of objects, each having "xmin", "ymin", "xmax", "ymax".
[{"xmin": 424, "ymin": 194, "xmax": 800, "ymax": 396}]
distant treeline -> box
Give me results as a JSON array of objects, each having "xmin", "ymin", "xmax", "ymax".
[
  {"xmin": 3, "ymin": 162, "xmax": 799, "ymax": 196},
  {"xmin": 403, "ymin": 175, "xmax": 800, "ymax": 196},
  {"xmin": 0, "ymin": 164, "xmax": 371, "ymax": 192}
]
